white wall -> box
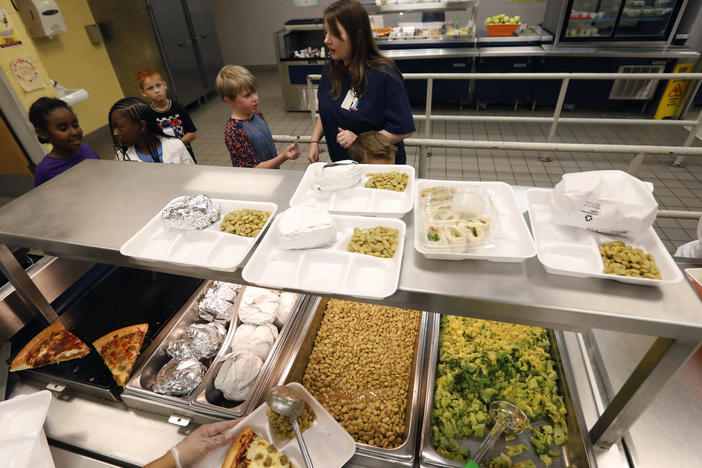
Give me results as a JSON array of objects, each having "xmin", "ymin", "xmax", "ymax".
[{"xmin": 212, "ymin": 0, "xmax": 548, "ymax": 66}]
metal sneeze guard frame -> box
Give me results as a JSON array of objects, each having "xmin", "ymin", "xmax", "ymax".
[{"xmin": 304, "ymin": 71, "xmax": 702, "ymax": 177}]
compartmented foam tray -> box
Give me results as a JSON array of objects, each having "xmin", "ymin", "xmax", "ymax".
[
  {"xmin": 414, "ymin": 180, "xmax": 536, "ymax": 262},
  {"xmin": 120, "ymin": 198, "xmax": 277, "ymax": 271},
  {"xmin": 526, "ymin": 188, "xmax": 683, "ymax": 286},
  {"xmin": 243, "ymin": 215, "xmax": 406, "ymax": 299},
  {"xmin": 288, "ymin": 162, "xmax": 415, "ymax": 217},
  {"xmin": 194, "ymin": 383, "xmax": 355, "ymax": 468},
  {"xmin": 191, "ymin": 291, "xmax": 307, "ymax": 418}
]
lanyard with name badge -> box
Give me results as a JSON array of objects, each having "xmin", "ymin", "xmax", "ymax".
[{"xmin": 340, "ymin": 88, "xmax": 359, "ymax": 111}]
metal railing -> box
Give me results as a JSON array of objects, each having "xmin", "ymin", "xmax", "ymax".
[{"xmin": 305, "ymin": 72, "xmax": 702, "ymax": 177}]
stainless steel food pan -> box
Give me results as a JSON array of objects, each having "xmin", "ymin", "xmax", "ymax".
[
  {"xmin": 272, "ymin": 297, "xmax": 430, "ymax": 468},
  {"xmin": 419, "ymin": 313, "xmax": 593, "ymax": 468}
]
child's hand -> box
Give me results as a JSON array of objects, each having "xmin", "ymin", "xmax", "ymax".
[
  {"xmin": 283, "ymin": 143, "xmax": 300, "ymax": 160},
  {"xmin": 337, "ymin": 127, "xmax": 357, "ymax": 149}
]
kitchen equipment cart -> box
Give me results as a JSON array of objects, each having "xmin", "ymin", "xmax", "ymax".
[{"xmin": 1, "ymin": 160, "xmax": 701, "ymax": 467}]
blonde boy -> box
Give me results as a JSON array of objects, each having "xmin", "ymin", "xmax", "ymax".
[
  {"xmin": 347, "ymin": 130, "xmax": 397, "ymax": 164},
  {"xmin": 216, "ymin": 65, "xmax": 298, "ymax": 168}
]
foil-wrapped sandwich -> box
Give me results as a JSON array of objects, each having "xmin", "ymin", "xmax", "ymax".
[
  {"xmin": 276, "ymin": 292, "xmax": 299, "ymax": 327},
  {"xmin": 214, "ymin": 350, "xmax": 263, "ymax": 401},
  {"xmin": 198, "ymin": 296, "xmax": 234, "ymax": 322},
  {"xmin": 313, "ymin": 160, "xmax": 363, "ymax": 191},
  {"xmin": 166, "ymin": 338, "xmax": 197, "ymax": 360},
  {"xmin": 161, "ymin": 194, "xmax": 220, "ymax": 230},
  {"xmin": 231, "ymin": 323, "xmax": 279, "ymax": 361},
  {"xmin": 152, "ymin": 357, "xmax": 206, "ymax": 396},
  {"xmin": 277, "ymin": 206, "xmax": 337, "ymax": 250},
  {"xmin": 185, "ymin": 322, "xmax": 227, "ymax": 359},
  {"xmin": 238, "ymin": 287, "xmax": 280, "ymax": 325},
  {"xmin": 205, "ymin": 284, "xmax": 238, "ymax": 304}
]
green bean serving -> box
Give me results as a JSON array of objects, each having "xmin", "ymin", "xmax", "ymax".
[
  {"xmin": 220, "ymin": 209, "xmax": 270, "ymax": 237},
  {"xmin": 600, "ymin": 241, "xmax": 661, "ymax": 279},
  {"xmin": 347, "ymin": 226, "xmax": 399, "ymax": 258},
  {"xmin": 365, "ymin": 172, "xmax": 408, "ymax": 192}
]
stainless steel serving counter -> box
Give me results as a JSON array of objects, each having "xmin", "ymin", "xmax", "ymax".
[{"xmin": 1, "ymin": 159, "xmax": 701, "ymax": 454}]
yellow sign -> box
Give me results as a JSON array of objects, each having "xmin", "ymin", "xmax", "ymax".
[
  {"xmin": 654, "ymin": 62, "xmax": 694, "ymax": 120},
  {"xmin": 0, "ymin": 10, "xmax": 22, "ymax": 48}
]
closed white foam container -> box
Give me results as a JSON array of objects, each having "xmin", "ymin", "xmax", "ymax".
[
  {"xmin": 0, "ymin": 390, "xmax": 55, "ymax": 468},
  {"xmin": 194, "ymin": 382, "xmax": 355, "ymax": 468},
  {"xmin": 121, "ymin": 198, "xmax": 277, "ymax": 271},
  {"xmin": 289, "ymin": 162, "xmax": 415, "ymax": 218},
  {"xmin": 527, "ymin": 188, "xmax": 682, "ymax": 286}
]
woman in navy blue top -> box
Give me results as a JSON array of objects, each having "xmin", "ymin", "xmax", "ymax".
[{"xmin": 308, "ymin": 0, "xmax": 415, "ymax": 165}]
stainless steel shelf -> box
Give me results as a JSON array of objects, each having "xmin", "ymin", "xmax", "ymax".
[
  {"xmin": 1, "ymin": 160, "xmax": 701, "ymax": 341},
  {"xmin": 364, "ymin": 1, "xmax": 477, "ymax": 14}
]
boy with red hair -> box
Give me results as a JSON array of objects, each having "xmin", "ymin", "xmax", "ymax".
[{"xmin": 137, "ymin": 69, "xmax": 198, "ymax": 161}]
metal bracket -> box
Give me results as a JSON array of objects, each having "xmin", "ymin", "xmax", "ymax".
[
  {"xmin": 46, "ymin": 382, "xmax": 66, "ymax": 393},
  {"xmin": 168, "ymin": 414, "xmax": 191, "ymax": 427},
  {"xmin": 0, "ymin": 243, "xmax": 58, "ymax": 323}
]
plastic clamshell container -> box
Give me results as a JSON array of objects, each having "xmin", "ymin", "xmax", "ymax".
[
  {"xmin": 288, "ymin": 162, "xmax": 415, "ymax": 218},
  {"xmin": 526, "ymin": 188, "xmax": 683, "ymax": 286},
  {"xmin": 684, "ymin": 268, "xmax": 702, "ymax": 300},
  {"xmin": 486, "ymin": 23, "xmax": 520, "ymax": 36},
  {"xmin": 194, "ymin": 382, "xmax": 355, "ymax": 468},
  {"xmin": 120, "ymin": 198, "xmax": 277, "ymax": 271},
  {"xmin": 414, "ymin": 180, "xmax": 536, "ymax": 262},
  {"xmin": 243, "ymin": 215, "xmax": 406, "ymax": 299},
  {"xmin": 0, "ymin": 390, "xmax": 55, "ymax": 468}
]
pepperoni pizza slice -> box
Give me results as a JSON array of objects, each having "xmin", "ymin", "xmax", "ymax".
[
  {"xmin": 10, "ymin": 321, "xmax": 91, "ymax": 372},
  {"xmin": 93, "ymin": 323, "xmax": 148, "ymax": 386},
  {"xmin": 222, "ymin": 427, "xmax": 295, "ymax": 468}
]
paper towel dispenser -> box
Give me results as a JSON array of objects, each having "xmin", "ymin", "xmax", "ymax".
[{"xmin": 16, "ymin": 0, "xmax": 67, "ymax": 38}]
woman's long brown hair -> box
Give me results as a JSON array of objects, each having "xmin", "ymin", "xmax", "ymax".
[{"xmin": 324, "ymin": 0, "xmax": 399, "ymax": 101}]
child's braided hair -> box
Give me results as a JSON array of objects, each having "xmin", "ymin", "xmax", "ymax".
[{"xmin": 108, "ymin": 97, "xmax": 168, "ymax": 162}]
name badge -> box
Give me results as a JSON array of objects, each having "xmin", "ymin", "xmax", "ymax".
[{"xmin": 340, "ymin": 88, "xmax": 359, "ymax": 111}]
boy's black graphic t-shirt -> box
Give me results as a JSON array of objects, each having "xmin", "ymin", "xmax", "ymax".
[{"xmin": 149, "ymin": 101, "xmax": 196, "ymax": 139}]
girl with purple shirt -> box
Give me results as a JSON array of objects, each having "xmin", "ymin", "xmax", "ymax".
[{"xmin": 29, "ymin": 97, "xmax": 99, "ymax": 186}]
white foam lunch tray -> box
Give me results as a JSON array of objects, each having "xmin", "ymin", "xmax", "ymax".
[
  {"xmin": 243, "ymin": 214, "xmax": 406, "ymax": 299},
  {"xmin": 195, "ymin": 382, "xmax": 355, "ymax": 468},
  {"xmin": 414, "ymin": 180, "xmax": 536, "ymax": 262},
  {"xmin": 0, "ymin": 390, "xmax": 55, "ymax": 468},
  {"xmin": 121, "ymin": 198, "xmax": 277, "ymax": 271},
  {"xmin": 288, "ymin": 162, "xmax": 415, "ymax": 218},
  {"xmin": 526, "ymin": 188, "xmax": 683, "ymax": 286}
]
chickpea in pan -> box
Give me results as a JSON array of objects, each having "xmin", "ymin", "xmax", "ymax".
[
  {"xmin": 220, "ymin": 209, "xmax": 271, "ymax": 237},
  {"xmin": 302, "ymin": 299, "xmax": 421, "ymax": 449},
  {"xmin": 600, "ymin": 241, "xmax": 661, "ymax": 279}
]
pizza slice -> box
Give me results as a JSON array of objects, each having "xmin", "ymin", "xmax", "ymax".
[
  {"xmin": 93, "ymin": 323, "xmax": 148, "ymax": 386},
  {"xmin": 10, "ymin": 321, "xmax": 90, "ymax": 372},
  {"xmin": 222, "ymin": 427, "xmax": 295, "ymax": 468}
]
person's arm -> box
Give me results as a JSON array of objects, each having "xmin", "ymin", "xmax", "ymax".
[
  {"xmin": 144, "ymin": 420, "xmax": 238, "ymax": 468},
  {"xmin": 381, "ymin": 68, "xmax": 416, "ymax": 144},
  {"xmin": 256, "ymin": 143, "xmax": 300, "ymax": 169},
  {"xmin": 179, "ymin": 106, "xmax": 197, "ymax": 145},
  {"xmin": 307, "ymin": 116, "xmax": 324, "ymax": 163},
  {"xmin": 225, "ymin": 121, "xmax": 259, "ymax": 168},
  {"xmin": 378, "ymin": 129, "xmax": 413, "ymax": 144},
  {"xmin": 181, "ymin": 132, "xmax": 197, "ymax": 144}
]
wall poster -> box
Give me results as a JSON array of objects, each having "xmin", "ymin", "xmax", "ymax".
[{"xmin": 0, "ymin": 10, "xmax": 23, "ymax": 48}]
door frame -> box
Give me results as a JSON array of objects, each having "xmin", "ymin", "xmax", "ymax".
[{"xmin": 0, "ymin": 68, "xmax": 46, "ymax": 165}]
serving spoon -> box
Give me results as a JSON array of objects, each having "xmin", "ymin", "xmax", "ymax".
[
  {"xmin": 464, "ymin": 400, "xmax": 529, "ymax": 468},
  {"xmin": 266, "ymin": 386, "xmax": 314, "ymax": 468}
]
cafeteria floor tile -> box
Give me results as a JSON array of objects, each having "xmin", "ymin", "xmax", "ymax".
[{"xmin": 142, "ymin": 67, "xmax": 702, "ymax": 253}]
